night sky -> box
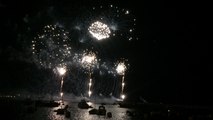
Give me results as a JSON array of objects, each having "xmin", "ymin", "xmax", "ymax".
[{"xmin": 0, "ymin": 0, "xmax": 212, "ymax": 106}]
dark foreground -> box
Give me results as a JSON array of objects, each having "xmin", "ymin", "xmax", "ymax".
[{"xmin": 0, "ymin": 98, "xmax": 212, "ymax": 120}]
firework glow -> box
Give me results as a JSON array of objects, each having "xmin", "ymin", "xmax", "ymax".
[
  {"xmin": 116, "ymin": 62, "xmax": 126, "ymax": 75},
  {"xmin": 57, "ymin": 67, "xmax": 66, "ymax": 76},
  {"xmin": 56, "ymin": 66, "xmax": 66, "ymax": 102},
  {"xmin": 31, "ymin": 24, "xmax": 72, "ymax": 102},
  {"xmin": 81, "ymin": 51, "xmax": 98, "ymax": 70},
  {"xmin": 71, "ymin": 4, "xmax": 137, "ymax": 44},
  {"xmin": 32, "ymin": 24, "xmax": 71, "ymax": 69},
  {"xmin": 88, "ymin": 21, "xmax": 111, "ymax": 40},
  {"xmin": 27, "ymin": 3, "xmax": 138, "ymax": 100},
  {"xmin": 81, "ymin": 51, "xmax": 98, "ymax": 97},
  {"xmin": 116, "ymin": 62, "xmax": 127, "ymax": 100}
]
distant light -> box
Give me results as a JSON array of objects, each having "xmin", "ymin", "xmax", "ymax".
[
  {"xmin": 57, "ymin": 67, "xmax": 66, "ymax": 75},
  {"xmin": 81, "ymin": 52, "xmax": 97, "ymax": 70},
  {"xmin": 88, "ymin": 91, "xmax": 92, "ymax": 97},
  {"xmin": 121, "ymin": 94, "xmax": 125, "ymax": 100},
  {"xmin": 87, "ymin": 102, "xmax": 92, "ymax": 106},
  {"xmin": 82, "ymin": 55, "xmax": 96, "ymax": 64},
  {"xmin": 116, "ymin": 62, "xmax": 126, "ymax": 75},
  {"xmin": 60, "ymin": 92, "xmax": 63, "ymax": 97},
  {"xmin": 125, "ymin": 10, "xmax": 129, "ymax": 14}
]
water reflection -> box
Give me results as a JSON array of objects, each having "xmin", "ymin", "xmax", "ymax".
[
  {"xmin": 2, "ymin": 99, "xmax": 212, "ymax": 120},
  {"xmin": 21, "ymin": 101, "xmax": 131, "ymax": 120},
  {"xmin": 68, "ymin": 102, "xmax": 131, "ymax": 120}
]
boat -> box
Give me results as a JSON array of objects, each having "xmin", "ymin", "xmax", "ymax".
[
  {"xmin": 78, "ymin": 99, "xmax": 92, "ymax": 109},
  {"xmin": 55, "ymin": 108, "xmax": 65, "ymax": 115},
  {"xmin": 89, "ymin": 108, "xmax": 98, "ymax": 114},
  {"xmin": 54, "ymin": 104, "xmax": 70, "ymax": 115},
  {"xmin": 89, "ymin": 105, "xmax": 107, "ymax": 116},
  {"xmin": 97, "ymin": 105, "xmax": 106, "ymax": 116},
  {"xmin": 107, "ymin": 112, "xmax": 112, "ymax": 118}
]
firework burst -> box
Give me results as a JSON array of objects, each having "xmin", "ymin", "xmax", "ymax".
[
  {"xmin": 81, "ymin": 51, "xmax": 98, "ymax": 71},
  {"xmin": 25, "ymin": 3, "xmax": 138, "ymax": 99},
  {"xmin": 69, "ymin": 4, "xmax": 137, "ymax": 44},
  {"xmin": 31, "ymin": 24, "xmax": 72, "ymax": 69},
  {"xmin": 80, "ymin": 51, "xmax": 98, "ymax": 97},
  {"xmin": 115, "ymin": 59, "xmax": 129, "ymax": 100},
  {"xmin": 88, "ymin": 21, "xmax": 111, "ymax": 40},
  {"xmin": 116, "ymin": 62, "xmax": 127, "ymax": 75},
  {"xmin": 56, "ymin": 66, "xmax": 66, "ymax": 102}
]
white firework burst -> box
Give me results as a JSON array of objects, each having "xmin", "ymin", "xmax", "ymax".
[
  {"xmin": 81, "ymin": 51, "xmax": 98, "ymax": 70},
  {"xmin": 116, "ymin": 62, "xmax": 127, "ymax": 75},
  {"xmin": 88, "ymin": 21, "xmax": 111, "ymax": 40},
  {"xmin": 32, "ymin": 24, "xmax": 72, "ymax": 69},
  {"xmin": 70, "ymin": 4, "xmax": 137, "ymax": 43}
]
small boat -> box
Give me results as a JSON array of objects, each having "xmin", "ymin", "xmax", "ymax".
[
  {"xmin": 54, "ymin": 105, "xmax": 70, "ymax": 115},
  {"xmin": 78, "ymin": 99, "xmax": 92, "ymax": 109},
  {"xmin": 89, "ymin": 108, "xmax": 98, "ymax": 114},
  {"xmin": 97, "ymin": 105, "xmax": 106, "ymax": 116},
  {"xmin": 55, "ymin": 108, "xmax": 64, "ymax": 115},
  {"xmin": 107, "ymin": 112, "xmax": 112, "ymax": 118}
]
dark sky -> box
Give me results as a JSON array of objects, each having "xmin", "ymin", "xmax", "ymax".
[{"xmin": 0, "ymin": 0, "xmax": 212, "ymax": 106}]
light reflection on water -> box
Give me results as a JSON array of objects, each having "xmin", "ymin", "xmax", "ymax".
[
  {"xmin": 3, "ymin": 99, "xmax": 212, "ymax": 120},
  {"xmin": 23, "ymin": 101, "xmax": 133, "ymax": 120}
]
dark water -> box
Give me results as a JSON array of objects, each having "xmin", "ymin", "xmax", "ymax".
[
  {"xmin": 0, "ymin": 99, "xmax": 132, "ymax": 120},
  {"xmin": 1, "ymin": 98, "xmax": 213, "ymax": 120}
]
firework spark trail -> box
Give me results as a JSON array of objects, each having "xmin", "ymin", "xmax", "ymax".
[
  {"xmin": 56, "ymin": 66, "xmax": 66, "ymax": 102},
  {"xmin": 116, "ymin": 61, "xmax": 127, "ymax": 100},
  {"xmin": 32, "ymin": 24, "xmax": 72, "ymax": 101},
  {"xmin": 81, "ymin": 51, "xmax": 98, "ymax": 97}
]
